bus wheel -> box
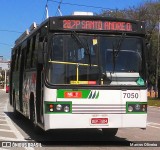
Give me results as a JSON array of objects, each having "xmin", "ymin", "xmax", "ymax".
[{"xmin": 102, "ymin": 128, "xmax": 118, "ymax": 137}]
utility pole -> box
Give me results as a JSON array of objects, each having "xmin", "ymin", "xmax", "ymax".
[
  {"xmin": 155, "ymin": 16, "xmax": 160, "ymax": 98},
  {"xmin": 4, "ymin": 69, "xmax": 7, "ymax": 90}
]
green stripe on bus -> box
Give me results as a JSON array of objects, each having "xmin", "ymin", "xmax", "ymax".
[{"xmin": 57, "ymin": 89, "xmax": 99, "ymax": 99}]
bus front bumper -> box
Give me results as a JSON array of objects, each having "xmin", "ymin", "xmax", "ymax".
[{"xmin": 43, "ymin": 113, "xmax": 147, "ymax": 131}]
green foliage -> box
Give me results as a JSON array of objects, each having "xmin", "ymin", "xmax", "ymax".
[
  {"xmin": 98, "ymin": 0, "xmax": 160, "ymax": 86},
  {"xmin": 0, "ymin": 70, "xmax": 5, "ymax": 82},
  {"xmin": 148, "ymin": 99, "xmax": 160, "ymax": 107}
]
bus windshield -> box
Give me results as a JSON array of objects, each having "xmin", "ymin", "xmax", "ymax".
[
  {"xmin": 47, "ymin": 33, "xmax": 145, "ymax": 86},
  {"xmin": 102, "ymin": 37, "xmax": 144, "ymax": 86}
]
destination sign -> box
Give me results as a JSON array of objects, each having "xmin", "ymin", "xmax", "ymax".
[{"xmin": 63, "ymin": 20, "xmax": 133, "ymax": 31}]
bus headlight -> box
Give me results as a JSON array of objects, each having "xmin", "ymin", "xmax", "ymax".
[
  {"xmin": 135, "ymin": 104, "xmax": 140, "ymax": 110},
  {"xmin": 56, "ymin": 104, "xmax": 62, "ymax": 111},
  {"xmin": 126, "ymin": 102, "xmax": 147, "ymax": 114},
  {"xmin": 64, "ymin": 106, "xmax": 70, "ymax": 112},
  {"xmin": 128, "ymin": 106, "xmax": 133, "ymax": 112},
  {"xmin": 45, "ymin": 102, "xmax": 72, "ymax": 114}
]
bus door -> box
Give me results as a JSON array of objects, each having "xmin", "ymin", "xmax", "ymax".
[
  {"xmin": 36, "ymin": 35, "xmax": 47, "ymax": 125},
  {"xmin": 19, "ymin": 46, "xmax": 26, "ymax": 112}
]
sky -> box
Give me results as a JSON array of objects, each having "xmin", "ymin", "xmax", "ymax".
[{"xmin": 0, "ymin": 0, "xmax": 152, "ymax": 60}]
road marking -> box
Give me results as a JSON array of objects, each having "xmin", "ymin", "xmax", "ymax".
[
  {"xmin": 0, "ymin": 129, "xmax": 14, "ymax": 133},
  {"xmin": 148, "ymin": 111, "xmax": 160, "ymax": 114},
  {"xmin": 0, "ymin": 118, "xmax": 7, "ymax": 121},
  {"xmin": 2, "ymin": 99, "xmax": 35, "ymax": 150},
  {"xmin": 147, "ymin": 122, "xmax": 160, "ymax": 129},
  {"xmin": 147, "ymin": 125, "xmax": 160, "ymax": 129},
  {"xmin": 147, "ymin": 122, "xmax": 160, "ymax": 126},
  {"xmin": 4, "ymin": 100, "xmax": 25, "ymax": 140}
]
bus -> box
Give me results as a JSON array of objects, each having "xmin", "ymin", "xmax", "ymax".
[{"xmin": 9, "ymin": 14, "xmax": 147, "ymax": 136}]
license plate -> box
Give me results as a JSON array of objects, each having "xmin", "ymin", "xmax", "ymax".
[{"xmin": 91, "ymin": 118, "xmax": 108, "ymax": 124}]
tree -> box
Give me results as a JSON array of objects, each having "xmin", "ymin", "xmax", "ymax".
[{"xmin": 98, "ymin": 1, "xmax": 160, "ymax": 97}]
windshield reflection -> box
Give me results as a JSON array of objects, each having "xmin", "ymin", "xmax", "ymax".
[{"xmin": 47, "ymin": 34, "xmax": 145, "ymax": 86}]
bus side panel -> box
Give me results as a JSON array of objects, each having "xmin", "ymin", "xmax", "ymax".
[
  {"xmin": 12, "ymin": 72, "xmax": 20, "ymax": 111},
  {"xmin": 22, "ymin": 71, "xmax": 37, "ymax": 117}
]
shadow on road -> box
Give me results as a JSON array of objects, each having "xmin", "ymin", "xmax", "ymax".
[{"xmin": 5, "ymin": 111, "xmax": 131, "ymax": 147}]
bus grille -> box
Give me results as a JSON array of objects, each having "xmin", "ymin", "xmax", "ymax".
[{"xmin": 72, "ymin": 104, "xmax": 126, "ymax": 114}]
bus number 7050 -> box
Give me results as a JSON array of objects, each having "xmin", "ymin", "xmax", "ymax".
[{"xmin": 123, "ymin": 92, "xmax": 139, "ymax": 99}]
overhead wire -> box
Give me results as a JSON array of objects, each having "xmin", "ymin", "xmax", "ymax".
[
  {"xmin": 0, "ymin": 30, "xmax": 21, "ymax": 47},
  {"xmin": 48, "ymin": 0, "xmax": 160, "ymax": 16},
  {"xmin": 0, "ymin": 42, "xmax": 12, "ymax": 47},
  {"xmin": 48, "ymin": 0, "xmax": 113, "ymax": 11},
  {"xmin": 55, "ymin": 0, "xmax": 63, "ymax": 16},
  {"xmin": 0, "ymin": 29, "xmax": 22, "ymax": 34},
  {"xmin": 0, "ymin": 30, "xmax": 20, "ymax": 47}
]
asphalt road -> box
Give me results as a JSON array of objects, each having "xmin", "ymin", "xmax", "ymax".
[{"xmin": 0, "ymin": 89, "xmax": 160, "ymax": 150}]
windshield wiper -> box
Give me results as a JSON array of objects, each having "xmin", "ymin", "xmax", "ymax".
[
  {"xmin": 115, "ymin": 32, "xmax": 126, "ymax": 57},
  {"xmin": 112, "ymin": 43, "xmax": 116, "ymax": 73},
  {"xmin": 112, "ymin": 32, "xmax": 126, "ymax": 73},
  {"xmin": 71, "ymin": 31, "xmax": 91, "ymax": 66}
]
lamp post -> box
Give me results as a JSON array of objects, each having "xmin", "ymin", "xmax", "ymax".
[
  {"xmin": 4, "ymin": 69, "xmax": 7, "ymax": 90},
  {"xmin": 155, "ymin": 16, "xmax": 160, "ymax": 98}
]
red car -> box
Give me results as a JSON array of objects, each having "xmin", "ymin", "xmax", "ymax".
[{"xmin": 6, "ymin": 85, "xmax": 9, "ymax": 93}]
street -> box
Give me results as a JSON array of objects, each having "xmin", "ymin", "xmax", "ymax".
[{"xmin": 0, "ymin": 89, "xmax": 160, "ymax": 150}]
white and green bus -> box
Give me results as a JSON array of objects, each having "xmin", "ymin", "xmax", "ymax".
[{"xmin": 9, "ymin": 14, "xmax": 147, "ymax": 136}]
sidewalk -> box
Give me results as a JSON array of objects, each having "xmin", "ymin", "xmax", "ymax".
[{"xmin": 0, "ymin": 89, "xmax": 5, "ymax": 91}]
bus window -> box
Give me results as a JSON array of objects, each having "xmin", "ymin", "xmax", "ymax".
[
  {"xmin": 25, "ymin": 40, "xmax": 31, "ymax": 69},
  {"xmin": 52, "ymin": 45, "xmax": 63, "ymax": 61},
  {"xmin": 15, "ymin": 48, "xmax": 20, "ymax": 71},
  {"xmin": 12, "ymin": 49, "xmax": 17, "ymax": 72},
  {"xmin": 47, "ymin": 34, "xmax": 100, "ymax": 85},
  {"xmin": 31, "ymin": 35, "xmax": 37, "ymax": 68}
]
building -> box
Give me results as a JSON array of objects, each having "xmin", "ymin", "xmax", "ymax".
[
  {"xmin": 0, "ymin": 56, "xmax": 10, "ymax": 70},
  {"xmin": 0, "ymin": 56, "xmax": 10, "ymax": 89}
]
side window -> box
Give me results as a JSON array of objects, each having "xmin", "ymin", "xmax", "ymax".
[
  {"xmin": 14, "ymin": 49, "xmax": 18, "ymax": 71},
  {"xmin": 38, "ymin": 29, "xmax": 47, "ymax": 63},
  {"xmin": 12, "ymin": 50, "xmax": 16, "ymax": 72},
  {"xmin": 31, "ymin": 35, "xmax": 37, "ymax": 68},
  {"xmin": 14, "ymin": 47, "xmax": 20, "ymax": 71},
  {"xmin": 17, "ymin": 47, "xmax": 21, "ymax": 71},
  {"xmin": 25, "ymin": 40, "xmax": 31, "ymax": 69}
]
